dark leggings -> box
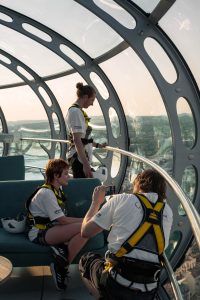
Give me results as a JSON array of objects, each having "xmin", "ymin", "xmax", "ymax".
[{"xmin": 71, "ymin": 156, "xmax": 86, "ymax": 178}]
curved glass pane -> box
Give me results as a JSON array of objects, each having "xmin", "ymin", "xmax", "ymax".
[
  {"xmin": 165, "ymin": 230, "xmax": 182, "ymax": 259},
  {"xmin": 0, "ymin": 25, "xmax": 71, "ymax": 78},
  {"xmin": 0, "ymin": 64, "xmax": 22, "ymax": 85},
  {"xmin": 160, "ymin": 0, "xmax": 200, "ymax": 89},
  {"xmin": 130, "ymin": 0, "xmax": 160, "ymax": 13},
  {"xmin": 177, "ymin": 97, "xmax": 196, "ymax": 149},
  {"xmin": 101, "ymin": 47, "xmax": 173, "ymax": 174},
  {"xmin": 94, "ymin": 0, "xmax": 136, "ymax": 29},
  {"xmin": 109, "ymin": 107, "xmax": 120, "ymax": 138},
  {"xmin": 144, "ymin": 37, "xmax": 177, "ymax": 84},
  {"xmin": 111, "ymin": 151, "xmax": 121, "ymax": 178},
  {"xmin": 0, "ymin": 0, "xmax": 123, "ymax": 58}
]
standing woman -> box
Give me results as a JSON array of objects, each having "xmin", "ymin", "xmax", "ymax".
[
  {"xmin": 66, "ymin": 82, "xmax": 106, "ymax": 178},
  {"xmin": 27, "ymin": 158, "xmax": 88, "ymax": 290}
]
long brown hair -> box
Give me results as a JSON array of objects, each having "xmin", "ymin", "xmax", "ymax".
[{"xmin": 134, "ymin": 169, "xmax": 166, "ymax": 199}]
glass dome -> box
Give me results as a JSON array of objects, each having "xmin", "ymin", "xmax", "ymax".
[{"xmin": 0, "ymin": 1, "xmax": 200, "ymax": 299}]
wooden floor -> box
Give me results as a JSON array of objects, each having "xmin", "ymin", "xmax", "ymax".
[{"xmin": 0, "ymin": 264, "xmax": 93, "ymax": 300}]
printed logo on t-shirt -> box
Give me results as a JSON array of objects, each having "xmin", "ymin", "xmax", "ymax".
[
  {"xmin": 96, "ymin": 213, "xmax": 101, "ymax": 218},
  {"xmin": 54, "ymin": 209, "xmax": 62, "ymax": 214}
]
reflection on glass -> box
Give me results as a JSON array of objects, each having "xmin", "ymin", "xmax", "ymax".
[
  {"xmin": 179, "ymin": 166, "xmax": 197, "ymax": 216},
  {"xmin": 111, "ymin": 151, "xmax": 121, "ymax": 178},
  {"xmin": 100, "ymin": 47, "xmax": 173, "ymax": 174},
  {"xmin": 177, "ymin": 97, "xmax": 196, "ymax": 149},
  {"xmin": 93, "ymin": 0, "xmax": 136, "ymax": 29},
  {"xmin": 165, "ymin": 240, "xmax": 200, "ymax": 299},
  {"xmin": 52, "ymin": 112, "xmax": 60, "ymax": 134},
  {"xmin": 109, "ymin": 107, "xmax": 120, "ymax": 138},
  {"xmin": 144, "ymin": 37, "xmax": 177, "ymax": 84},
  {"xmin": 38, "ymin": 86, "xmax": 52, "ymax": 106},
  {"xmin": 90, "ymin": 72, "xmax": 109, "ymax": 100},
  {"xmin": 165, "ymin": 230, "xmax": 182, "ymax": 259}
]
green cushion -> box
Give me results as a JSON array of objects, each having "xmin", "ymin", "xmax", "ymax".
[{"xmin": 0, "ymin": 155, "xmax": 25, "ymax": 181}]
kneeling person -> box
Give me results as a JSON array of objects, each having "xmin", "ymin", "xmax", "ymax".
[{"xmin": 79, "ymin": 169, "xmax": 173, "ymax": 300}]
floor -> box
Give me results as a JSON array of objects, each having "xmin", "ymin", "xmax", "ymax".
[{"xmin": 0, "ymin": 264, "xmax": 94, "ymax": 300}]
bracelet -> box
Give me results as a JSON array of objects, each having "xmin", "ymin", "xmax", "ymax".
[{"xmin": 96, "ymin": 143, "xmax": 99, "ymax": 148}]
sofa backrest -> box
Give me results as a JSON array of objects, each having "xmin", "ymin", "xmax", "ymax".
[
  {"xmin": 0, "ymin": 178, "xmax": 101, "ymax": 220},
  {"xmin": 0, "ymin": 155, "xmax": 25, "ymax": 181}
]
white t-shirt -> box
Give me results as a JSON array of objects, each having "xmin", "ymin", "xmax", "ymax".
[
  {"xmin": 28, "ymin": 188, "xmax": 65, "ymax": 241},
  {"xmin": 65, "ymin": 106, "xmax": 93, "ymax": 162},
  {"xmin": 92, "ymin": 192, "xmax": 173, "ymax": 291}
]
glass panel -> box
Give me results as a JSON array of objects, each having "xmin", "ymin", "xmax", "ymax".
[
  {"xmin": 130, "ymin": 0, "xmax": 159, "ymax": 13},
  {"xmin": 0, "ymin": 64, "xmax": 22, "ymax": 85},
  {"xmin": 52, "ymin": 112, "xmax": 60, "ymax": 134},
  {"xmin": 178, "ymin": 165, "xmax": 197, "ymax": 216},
  {"xmin": 165, "ymin": 230, "xmax": 182, "ymax": 259},
  {"xmin": 100, "ymin": 47, "xmax": 173, "ymax": 174},
  {"xmin": 144, "ymin": 37, "xmax": 177, "ymax": 84},
  {"xmin": 177, "ymin": 97, "xmax": 196, "ymax": 149},
  {"xmin": 90, "ymin": 72, "xmax": 109, "ymax": 100},
  {"xmin": 159, "ymin": 0, "xmax": 200, "ymax": 89},
  {"xmin": 111, "ymin": 151, "xmax": 121, "ymax": 178},
  {"xmin": 0, "ymin": 0, "xmax": 123, "ymax": 58},
  {"xmin": 93, "ymin": 0, "xmax": 136, "ymax": 29},
  {"xmin": 109, "ymin": 107, "xmax": 120, "ymax": 138},
  {"xmin": 165, "ymin": 240, "xmax": 200, "ymax": 299},
  {"xmin": 0, "ymin": 25, "xmax": 71, "ymax": 78}
]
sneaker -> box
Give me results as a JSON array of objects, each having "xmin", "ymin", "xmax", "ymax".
[
  {"xmin": 50, "ymin": 262, "xmax": 67, "ymax": 291},
  {"xmin": 50, "ymin": 244, "xmax": 69, "ymax": 268}
]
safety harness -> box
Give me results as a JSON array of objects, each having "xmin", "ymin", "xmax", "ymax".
[
  {"xmin": 26, "ymin": 184, "xmax": 66, "ymax": 230},
  {"xmin": 104, "ymin": 193, "xmax": 165, "ymax": 284},
  {"xmin": 68, "ymin": 103, "xmax": 93, "ymax": 147}
]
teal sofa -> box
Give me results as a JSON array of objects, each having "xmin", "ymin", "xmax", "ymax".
[{"xmin": 0, "ymin": 178, "xmax": 107, "ymax": 267}]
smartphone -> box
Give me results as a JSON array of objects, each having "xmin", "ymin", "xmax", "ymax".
[{"xmin": 105, "ymin": 185, "xmax": 116, "ymax": 196}]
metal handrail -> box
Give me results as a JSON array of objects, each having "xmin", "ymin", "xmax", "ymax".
[
  {"xmin": 105, "ymin": 146, "xmax": 200, "ymax": 250},
  {"xmin": 162, "ymin": 253, "xmax": 184, "ymax": 300},
  {"xmin": 20, "ymin": 137, "xmax": 200, "ymax": 249},
  {"xmin": 18, "ymin": 137, "xmax": 195, "ymax": 300}
]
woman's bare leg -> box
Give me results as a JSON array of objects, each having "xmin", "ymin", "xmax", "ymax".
[{"xmin": 45, "ymin": 223, "xmax": 88, "ymax": 263}]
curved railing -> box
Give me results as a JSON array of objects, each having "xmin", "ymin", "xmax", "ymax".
[
  {"xmin": 19, "ymin": 138, "xmax": 199, "ymax": 300},
  {"xmin": 20, "ymin": 138, "xmax": 200, "ymax": 249},
  {"xmin": 105, "ymin": 146, "xmax": 200, "ymax": 250}
]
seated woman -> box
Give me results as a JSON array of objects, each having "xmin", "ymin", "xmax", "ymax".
[{"xmin": 26, "ymin": 158, "xmax": 88, "ymax": 290}]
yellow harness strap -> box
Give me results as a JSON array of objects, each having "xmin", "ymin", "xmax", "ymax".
[
  {"xmin": 115, "ymin": 194, "xmax": 165, "ymax": 257},
  {"xmin": 30, "ymin": 184, "xmax": 65, "ymax": 230}
]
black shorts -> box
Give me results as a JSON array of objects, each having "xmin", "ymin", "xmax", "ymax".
[
  {"xmin": 79, "ymin": 252, "xmax": 157, "ymax": 300},
  {"xmin": 68, "ymin": 155, "xmax": 86, "ymax": 178},
  {"xmin": 32, "ymin": 228, "xmax": 51, "ymax": 246}
]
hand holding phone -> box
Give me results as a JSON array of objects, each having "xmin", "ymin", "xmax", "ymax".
[{"xmin": 105, "ymin": 185, "xmax": 116, "ymax": 196}]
